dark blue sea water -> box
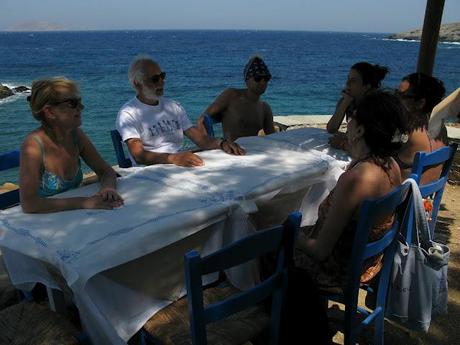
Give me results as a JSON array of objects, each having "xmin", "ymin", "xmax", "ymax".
[{"xmin": 1, "ymin": 30, "xmax": 460, "ymax": 183}]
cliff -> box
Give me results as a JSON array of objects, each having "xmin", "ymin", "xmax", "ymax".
[{"xmin": 388, "ymin": 22, "xmax": 460, "ymax": 42}]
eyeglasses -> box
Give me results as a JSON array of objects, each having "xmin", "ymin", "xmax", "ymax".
[
  {"xmin": 146, "ymin": 72, "xmax": 166, "ymax": 84},
  {"xmin": 49, "ymin": 98, "xmax": 83, "ymax": 109},
  {"xmin": 253, "ymin": 75, "xmax": 271, "ymax": 83}
]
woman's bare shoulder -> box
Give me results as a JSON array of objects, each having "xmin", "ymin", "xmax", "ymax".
[
  {"xmin": 338, "ymin": 161, "xmax": 392, "ymax": 198},
  {"xmin": 21, "ymin": 128, "xmax": 44, "ymax": 148}
]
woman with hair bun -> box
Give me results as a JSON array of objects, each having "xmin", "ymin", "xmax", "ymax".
[
  {"xmin": 281, "ymin": 90, "xmax": 409, "ymax": 344},
  {"xmin": 296, "ymin": 89, "xmax": 409, "ymax": 289},
  {"xmin": 395, "ymin": 72, "xmax": 446, "ymax": 184},
  {"xmin": 20, "ymin": 77, "xmax": 123, "ymax": 213},
  {"xmin": 327, "ymin": 62, "xmax": 389, "ymax": 135}
]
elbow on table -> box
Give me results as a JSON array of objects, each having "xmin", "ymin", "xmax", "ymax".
[
  {"xmin": 131, "ymin": 151, "xmax": 148, "ymax": 165},
  {"xmin": 21, "ymin": 201, "xmax": 40, "ymax": 214},
  {"xmin": 326, "ymin": 122, "xmax": 338, "ymax": 134}
]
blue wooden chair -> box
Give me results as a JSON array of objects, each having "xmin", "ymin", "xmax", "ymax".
[
  {"xmin": 406, "ymin": 143, "xmax": 458, "ymax": 242},
  {"xmin": 0, "ymin": 150, "xmax": 20, "ymax": 209},
  {"xmin": 325, "ymin": 181, "xmax": 411, "ymax": 345},
  {"xmin": 110, "ymin": 130, "xmax": 132, "ymax": 168},
  {"xmin": 142, "ymin": 212, "xmax": 301, "ymax": 345},
  {"xmin": 185, "ymin": 211, "xmax": 301, "ymax": 345},
  {"xmin": 203, "ymin": 115, "xmax": 220, "ymax": 138}
]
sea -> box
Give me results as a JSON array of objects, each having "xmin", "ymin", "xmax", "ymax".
[{"xmin": 1, "ymin": 30, "xmax": 460, "ymax": 183}]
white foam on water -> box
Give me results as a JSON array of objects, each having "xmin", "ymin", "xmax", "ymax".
[
  {"xmin": 382, "ymin": 38, "xmax": 460, "ymax": 46},
  {"xmin": 382, "ymin": 38, "xmax": 420, "ymax": 43},
  {"xmin": 441, "ymin": 41, "xmax": 460, "ymax": 46},
  {"xmin": 0, "ymin": 93, "xmax": 24, "ymax": 106},
  {"xmin": 0, "ymin": 83, "xmax": 30, "ymax": 106}
]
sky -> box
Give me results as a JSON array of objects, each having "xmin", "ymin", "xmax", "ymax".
[{"xmin": 0, "ymin": 0, "xmax": 459, "ymax": 33}]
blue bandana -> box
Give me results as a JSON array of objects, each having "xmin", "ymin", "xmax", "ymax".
[{"xmin": 244, "ymin": 56, "xmax": 271, "ymax": 81}]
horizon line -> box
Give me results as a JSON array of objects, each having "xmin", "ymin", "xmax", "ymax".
[{"xmin": 0, "ymin": 28, "xmax": 394, "ymax": 35}]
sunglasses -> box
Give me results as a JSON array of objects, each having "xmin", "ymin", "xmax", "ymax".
[
  {"xmin": 49, "ymin": 98, "xmax": 83, "ymax": 109},
  {"xmin": 253, "ymin": 75, "xmax": 271, "ymax": 82},
  {"xmin": 147, "ymin": 72, "xmax": 166, "ymax": 84}
]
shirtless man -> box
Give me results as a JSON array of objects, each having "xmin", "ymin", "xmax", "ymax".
[{"xmin": 197, "ymin": 56, "xmax": 275, "ymax": 141}]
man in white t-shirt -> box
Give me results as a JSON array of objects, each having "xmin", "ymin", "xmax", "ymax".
[{"xmin": 116, "ymin": 55, "xmax": 245, "ymax": 167}]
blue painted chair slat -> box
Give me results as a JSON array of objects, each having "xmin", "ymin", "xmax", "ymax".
[
  {"xmin": 110, "ymin": 130, "xmax": 132, "ymax": 168},
  {"xmin": 326, "ymin": 181, "xmax": 411, "ymax": 345},
  {"xmin": 203, "ymin": 115, "xmax": 220, "ymax": 138},
  {"xmin": 185, "ymin": 211, "xmax": 302, "ymax": 345},
  {"xmin": 0, "ymin": 150, "xmax": 20, "ymax": 170},
  {"xmin": 199, "ymin": 226, "xmax": 285, "ymax": 275},
  {"xmin": 204, "ymin": 274, "xmax": 281, "ymax": 324},
  {"xmin": 0, "ymin": 150, "xmax": 20, "ymax": 209},
  {"xmin": 406, "ymin": 143, "xmax": 458, "ymax": 242}
]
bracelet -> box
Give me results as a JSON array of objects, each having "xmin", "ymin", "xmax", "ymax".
[{"xmin": 220, "ymin": 138, "xmax": 227, "ymax": 150}]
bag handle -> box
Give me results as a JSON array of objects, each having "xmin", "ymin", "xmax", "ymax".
[{"xmin": 403, "ymin": 177, "xmax": 432, "ymax": 247}]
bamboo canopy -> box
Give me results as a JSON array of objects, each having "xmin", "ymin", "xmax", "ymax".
[{"xmin": 417, "ymin": 0, "xmax": 445, "ymax": 76}]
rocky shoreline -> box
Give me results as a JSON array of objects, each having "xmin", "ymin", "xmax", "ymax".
[
  {"xmin": 387, "ymin": 22, "xmax": 460, "ymax": 43},
  {"xmin": 0, "ymin": 84, "xmax": 30, "ymax": 100}
]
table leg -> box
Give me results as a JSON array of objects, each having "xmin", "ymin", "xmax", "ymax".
[{"xmin": 46, "ymin": 286, "xmax": 67, "ymax": 315}]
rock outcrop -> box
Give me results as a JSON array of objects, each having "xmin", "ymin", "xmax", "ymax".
[
  {"xmin": 0, "ymin": 84, "xmax": 30, "ymax": 100},
  {"xmin": 0, "ymin": 85, "xmax": 13, "ymax": 99},
  {"xmin": 388, "ymin": 22, "xmax": 460, "ymax": 42}
]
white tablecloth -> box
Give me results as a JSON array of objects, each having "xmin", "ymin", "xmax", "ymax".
[{"xmin": 0, "ymin": 128, "xmax": 348, "ymax": 344}]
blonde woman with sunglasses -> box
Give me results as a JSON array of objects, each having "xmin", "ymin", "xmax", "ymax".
[{"xmin": 20, "ymin": 77, "xmax": 123, "ymax": 213}]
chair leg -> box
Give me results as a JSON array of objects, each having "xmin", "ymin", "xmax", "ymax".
[
  {"xmin": 47, "ymin": 287, "xmax": 67, "ymax": 316},
  {"xmin": 373, "ymin": 313, "xmax": 384, "ymax": 345}
]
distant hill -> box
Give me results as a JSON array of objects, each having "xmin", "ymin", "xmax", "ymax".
[
  {"xmin": 8, "ymin": 21, "xmax": 64, "ymax": 32},
  {"xmin": 388, "ymin": 22, "xmax": 460, "ymax": 42}
]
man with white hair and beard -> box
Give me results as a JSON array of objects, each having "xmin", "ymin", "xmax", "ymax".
[{"xmin": 116, "ymin": 55, "xmax": 245, "ymax": 167}]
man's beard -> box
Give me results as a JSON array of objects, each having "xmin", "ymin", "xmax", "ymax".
[{"xmin": 143, "ymin": 88, "xmax": 160, "ymax": 102}]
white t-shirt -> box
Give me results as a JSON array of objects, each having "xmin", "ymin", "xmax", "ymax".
[{"xmin": 116, "ymin": 96, "xmax": 193, "ymax": 165}]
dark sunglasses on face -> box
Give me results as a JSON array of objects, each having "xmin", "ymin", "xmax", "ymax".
[
  {"xmin": 147, "ymin": 72, "xmax": 166, "ymax": 84},
  {"xmin": 253, "ymin": 75, "xmax": 271, "ymax": 82},
  {"xmin": 50, "ymin": 98, "xmax": 83, "ymax": 109}
]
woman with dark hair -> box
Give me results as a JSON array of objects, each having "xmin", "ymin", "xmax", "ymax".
[
  {"xmin": 395, "ymin": 72, "xmax": 446, "ymax": 184},
  {"xmin": 281, "ymin": 90, "xmax": 409, "ymax": 344},
  {"xmin": 296, "ymin": 89, "xmax": 409, "ymax": 289},
  {"xmin": 327, "ymin": 62, "xmax": 389, "ymax": 134}
]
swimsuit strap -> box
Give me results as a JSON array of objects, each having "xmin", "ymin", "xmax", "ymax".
[
  {"xmin": 347, "ymin": 154, "xmax": 374, "ymax": 170},
  {"xmin": 427, "ymin": 132, "xmax": 433, "ymax": 152},
  {"xmin": 393, "ymin": 154, "xmax": 413, "ymax": 170},
  {"xmin": 350, "ymin": 155, "xmax": 396, "ymax": 186},
  {"xmin": 31, "ymin": 135, "xmax": 47, "ymax": 168}
]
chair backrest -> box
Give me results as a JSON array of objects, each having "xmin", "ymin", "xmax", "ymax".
[
  {"xmin": 110, "ymin": 130, "xmax": 132, "ymax": 168},
  {"xmin": 407, "ymin": 143, "xmax": 458, "ymax": 241},
  {"xmin": 203, "ymin": 115, "xmax": 220, "ymax": 138},
  {"xmin": 343, "ymin": 181, "xmax": 411, "ymax": 344},
  {"xmin": 0, "ymin": 150, "xmax": 20, "ymax": 209},
  {"xmin": 184, "ymin": 211, "xmax": 302, "ymax": 345}
]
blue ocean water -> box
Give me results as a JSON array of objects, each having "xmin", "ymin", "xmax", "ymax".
[{"xmin": 1, "ymin": 30, "xmax": 460, "ymax": 183}]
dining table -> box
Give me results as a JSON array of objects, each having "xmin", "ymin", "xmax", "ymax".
[{"xmin": 0, "ymin": 127, "xmax": 350, "ymax": 344}]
